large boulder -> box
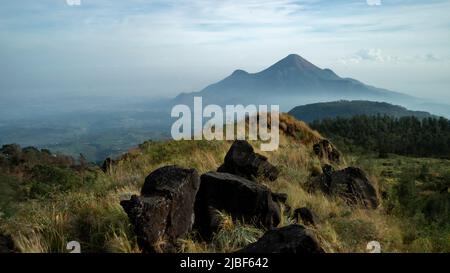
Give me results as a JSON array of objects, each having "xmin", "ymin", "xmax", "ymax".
[
  {"xmin": 309, "ymin": 167, "xmax": 379, "ymax": 209},
  {"xmin": 0, "ymin": 234, "xmax": 16, "ymax": 253},
  {"xmin": 237, "ymin": 225, "xmax": 324, "ymax": 253},
  {"xmin": 194, "ymin": 172, "xmax": 281, "ymax": 238},
  {"xmin": 120, "ymin": 165, "xmax": 200, "ymax": 253},
  {"xmin": 217, "ymin": 140, "xmax": 279, "ymax": 182}
]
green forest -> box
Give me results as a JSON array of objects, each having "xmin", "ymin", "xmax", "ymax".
[{"xmin": 311, "ymin": 115, "xmax": 450, "ymax": 158}]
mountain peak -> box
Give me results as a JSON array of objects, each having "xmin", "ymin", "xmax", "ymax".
[
  {"xmin": 175, "ymin": 54, "xmax": 412, "ymax": 112},
  {"xmin": 285, "ymin": 53, "xmax": 305, "ymax": 60},
  {"xmin": 266, "ymin": 54, "xmax": 322, "ymax": 73},
  {"xmin": 231, "ymin": 69, "xmax": 249, "ymax": 76}
]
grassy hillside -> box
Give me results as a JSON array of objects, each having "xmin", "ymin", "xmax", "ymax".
[
  {"xmin": 349, "ymin": 154, "xmax": 450, "ymax": 252},
  {"xmin": 0, "ymin": 114, "xmax": 448, "ymax": 253}
]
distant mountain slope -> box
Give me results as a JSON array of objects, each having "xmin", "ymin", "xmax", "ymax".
[
  {"xmin": 288, "ymin": 100, "xmax": 433, "ymax": 122},
  {"xmin": 173, "ymin": 54, "xmax": 413, "ymax": 111}
]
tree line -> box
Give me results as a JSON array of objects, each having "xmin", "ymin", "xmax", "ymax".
[{"xmin": 311, "ymin": 115, "xmax": 450, "ymax": 158}]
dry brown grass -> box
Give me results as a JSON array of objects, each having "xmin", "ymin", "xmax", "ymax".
[{"xmin": 2, "ymin": 113, "xmax": 410, "ymax": 253}]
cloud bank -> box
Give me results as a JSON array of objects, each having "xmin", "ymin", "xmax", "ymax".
[{"xmin": 0, "ymin": 0, "xmax": 449, "ymax": 102}]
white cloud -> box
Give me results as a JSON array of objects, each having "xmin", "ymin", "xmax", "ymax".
[
  {"xmin": 367, "ymin": 0, "xmax": 382, "ymax": 6},
  {"xmin": 356, "ymin": 48, "xmax": 386, "ymax": 62},
  {"xmin": 1, "ymin": 0, "xmax": 450, "ymax": 99},
  {"xmin": 340, "ymin": 48, "xmax": 395, "ymax": 64},
  {"xmin": 66, "ymin": 0, "xmax": 81, "ymax": 6},
  {"xmin": 340, "ymin": 49, "xmax": 448, "ymax": 65}
]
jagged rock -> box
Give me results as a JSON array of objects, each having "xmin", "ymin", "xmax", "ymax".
[
  {"xmin": 237, "ymin": 225, "xmax": 324, "ymax": 253},
  {"xmin": 194, "ymin": 172, "xmax": 281, "ymax": 238},
  {"xmin": 309, "ymin": 167, "xmax": 379, "ymax": 209},
  {"xmin": 0, "ymin": 234, "xmax": 16, "ymax": 253},
  {"xmin": 293, "ymin": 207, "xmax": 317, "ymax": 226},
  {"xmin": 120, "ymin": 195, "xmax": 171, "ymax": 252},
  {"xmin": 217, "ymin": 140, "xmax": 279, "ymax": 181},
  {"xmin": 313, "ymin": 139, "xmax": 341, "ymax": 164},
  {"xmin": 120, "ymin": 165, "xmax": 200, "ymax": 253}
]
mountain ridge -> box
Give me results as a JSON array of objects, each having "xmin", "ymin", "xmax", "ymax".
[
  {"xmin": 288, "ymin": 100, "xmax": 435, "ymax": 122},
  {"xmin": 173, "ymin": 54, "xmax": 414, "ymax": 111}
]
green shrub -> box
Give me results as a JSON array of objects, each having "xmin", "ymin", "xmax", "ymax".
[
  {"xmin": 331, "ymin": 218, "xmax": 378, "ymax": 252},
  {"xmin": 26, "ymin": 165, "xmax": 82, "ymax": 198},
  {"xmin": 0, "ymin": 174, "xmax": 24, "ymax": 217}
]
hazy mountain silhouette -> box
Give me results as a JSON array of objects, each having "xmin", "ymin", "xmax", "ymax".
[{"xmin": 173, "ymin": 54, "xmax": 413, "ymax": 111}]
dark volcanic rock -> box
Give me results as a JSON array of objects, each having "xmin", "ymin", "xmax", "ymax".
[
  {"xmin": 120, "ymin": 195, "xmax": 171, "ymax": 252},
  {"xmin": 120, "ymin": 165, "xmax": 200, "ymax": 253},
  {"xmin": 0, "ymin": 234, "xmax": 16, "ymax": 253},
  {"xmin": 310, "ymin": 167, "xmax": 379, "ymax": 209},
  {"xmin": 217, "ymin": 140, "xmax": 279, "ymax": 181},
  {"xmin": 237, "ymin": 225, "xmax": 324, "ymax": 253},
  {"xmin": 293, "ymin": 207, "xmax": 317, "ymax": 226},
  {"xmin": 194, "ymin": 172, "xmax": 281, "ymax": 238},
  {"xmin": 313, "ymin": 139, "xmax": 341, "ymax": 164}
]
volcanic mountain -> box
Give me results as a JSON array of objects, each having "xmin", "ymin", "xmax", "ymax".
[{"xmin": 173, "ymin": 54, "xmax": 412, "ymax": 111}]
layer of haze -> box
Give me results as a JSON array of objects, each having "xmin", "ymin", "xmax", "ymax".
[{"xmin": 1, "ymin": 0, "xmax": 450, "ymax": 105}]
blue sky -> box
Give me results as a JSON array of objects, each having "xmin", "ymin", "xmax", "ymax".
[{"xmin": 1, "ymin": 0, "xmax": 450, "ymax": 102}]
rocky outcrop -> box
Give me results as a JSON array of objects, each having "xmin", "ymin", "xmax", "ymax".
[
  {"xmin": 217, "ymin": 140, "xmax": 279, "ymax": 182},
  {"xmin": 313, "ymin": 139, "xmax": 341, "ymax": 164},
  {"xmin": 309, "ymin": 167, "xmax": 379, "ymax": 209},
  {"xmin": 194, "ymin": 172, "xmax": 281, "ymax": 238},
  {"xmin": 293, "ymin": 207, "xmax": 317, "ymax": 226},
  {"xmin": 237, "ymin": 225, "xmax": 324, "ymax": 253},
  {"xmin": 120, "ymin": 165, "xmax": 200, "ymax": 252},
  {"xmin": 0, "ymin": 234, "xmax": 16, "ymax": 253}
]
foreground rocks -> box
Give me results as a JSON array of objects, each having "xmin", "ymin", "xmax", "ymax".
[
  {"xmin": 309, "ymin": 167, "xmax": 379, "ymax": 209},
  {"xmin": 0, "ymin": 234, "xmax": 16, "ymax": 253},
  {"xmin": 119, "ymin": 140, "xmax": 336, "ymax": 253},
  {"xmin": 237, "ymin": 225, "xmax": 324, "ymax": 253},
  {"xmin": 217, "ymin": 140, "xmax": 279, "ymax": 181},
  {"xmin": 120, "ymin": 165, "xmax": 200, "ymax": 252},
  {"xmin": 194, "ymin": 172, "xmax": 281, "ymax": 238}
]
